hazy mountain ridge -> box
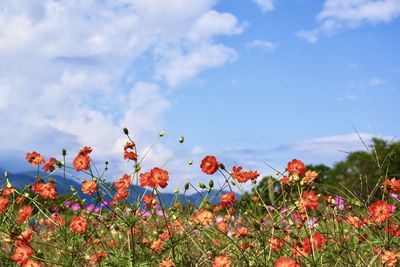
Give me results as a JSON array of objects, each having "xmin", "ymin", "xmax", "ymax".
[{"xmin": 0, "ymin": 169, "xmax": 240, "ymax": 206}]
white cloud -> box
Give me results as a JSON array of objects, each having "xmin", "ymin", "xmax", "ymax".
[
  {"xmin": 156, "ymin": 44, "xmax": 237, "ymax": 86},
  {"xmin": 0, "ymin": 0, "xmax": 245, "ymax": 187},
  {"xmin": 248, "ymin": 40, "xmax": 278, "ymax": 52},
  {"xmin": 254, "ymin": 0, "xmax": 275, "ymax": 13},
  {"xmin": 298, "ymin": 0, "xmax": 400, "ymax": 42},
  {"xmin": 368, "ymin": 77, "xmax": 386, "ymax": 86}
]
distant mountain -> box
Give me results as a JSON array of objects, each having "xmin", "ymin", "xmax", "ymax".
[{"xmin": 0, "ymin": 169, "xmax": 240, "ymax": 207}]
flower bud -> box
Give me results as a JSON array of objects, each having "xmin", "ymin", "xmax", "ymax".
[
  {"xmin": 123, "ymin": 128, "xmax": 129, "ymax": 135},
  {"xmin": 159, "ymin": 131, "xmax": 165, "ymax": 137},
  {"xmin": 178, "ymin": 136, "xmax": 184, "ymax": 143}
]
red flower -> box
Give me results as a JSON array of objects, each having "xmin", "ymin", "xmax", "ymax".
[
  {"xmin": 220, "ymin": 192, "xmax": 236, "ymax": 207},
  {"xmin": 140, "ymin": 168, "xmax": 169, "ymax": 189},
  {"xmin": 124, "ymin": 142, "xmax": 135, "ymax": 150},
  {"xmin": 73, "ymin": 154, "xmax": 90, "ymax": 171},
  {"xmin": 152, "ymin": 168, "xmax": 169, "ymax": 188},
  {"xmin": 143, "ymin": 194, "xmax": 155, "ymax": 208},
  {"xmin": 0, "ymin": 197, "xmax": 9, "ymax": 213},
  {"xmin": 268, "ymin": 237, "xmax": 283, "ymax": 252},
  {"xmin": 159, "ymin": 259, "xmax": 175, "ymax": 267},
  {"xmin": 275, "ymin": 257, "xmax": 300, "ymax": 267},
  {"xmin": 81, "ymin": 180, "xmax": 98, "ymax": 195},
  {"xmin": 11, "ymin": 245, "xmax": 33, "ymax": 265},
  {"xmin": 213, "ymin": 255, "xmax": 232, "ymax": 267},
  {"xmin": 200, "ymin": 156, "xmax": 219, "ymax": 175},
  {"xmin": 16, "ymin": 206, "xmax": 33, "ymax": 224},
  {"xmin": 26, "ymin": 151, "xmax": 45, "ymax": 166},
  {"xmin": 79, "ymin": 146, "xmax": 92, "ymax": 155},
  {"xmin": 32, "ymin": 182, "xmax": 57, "ymax": 200},
  {"xmin": 302, "ymin": 170, "xmax": 318, "ymax": 184},
  {"xmin": 230, "ymin": 166, "xmax": 259, "ymax": 183},
  {"xmin": 368, "ymin": 200, "xmax": 393, "ymax": 224},
  {"xmin": 124, "ymin": 151, "xmax": 138, "ymax": 161},
  {"xmin": 298, "ymin": 191, "xmax": 319, "ymax": 211},
  {"xmin": 150, "ymin": 239, "xmax": 164, "ymax": 252},
  {"xmin": 42, "ymin": 157, "xmax": 57, "ymax": 173},
  {"xmin": 383, "ymin": 178, "xmax": 400, "ymax": 193},
  {"xmin": 70, "ymin": 216, "xmax": 87, "ymax": 234},
  {"xmin": 235, "ymin": 227, "xmax": 249, "ymax": 239},
  {"xmin": 116, "ymin": 174, "xmax": 132, "ymax": 190},
  {"xmin": 287, "ymin": 159, "xmax": 306, "ymax": 176},
  {"xmin": 22, "ymin": 259, "xmax": 41, "ymax": 267},
  {"xmin": 303, "ymin": 232, "xmax": 326, "ymax": 254}
]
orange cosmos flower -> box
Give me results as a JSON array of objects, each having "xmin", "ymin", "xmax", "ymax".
[
  {"xmin": 230, "ymin": 166, "xmax": 259, "ymax": 183},
  {"xmin": 124, "ymin": 151, "xmax": 138, "ymax": 161},
  {"xmin": 192, "ymin": 210, "xmax": 214, "ymax": 226},
  {"xmin": 152, "ymin": 167, "xmax": 169, "ymax": 188},
  {"xmin": 79, "ymin": 146, "xmax": 92, "ymax": 155},
  {"xmin": 150, "ymin": 239, "xmax": 164, "ymax": 253},
  {"xmin": 0, "ymin": 197, "xmax": 9, "ymax": 213},
  {"xmin": 368, "ymin": 200, "xmax": 393, "ymax": 224},
  {"xmin": 143, "ymin": 194, "xmax": 155, "ymax": 208},
  {"xmin": 268, "ymin": 236, "xmax": 284, "ymax": 252},
  {"xmin": 298, "ymin": 191, "xmax": 319, "ymax": 211},
  {"xmin": 140, "ymin": 168, "xmax": 169, "ymax": 189},
  {"xmin": 70, "ymin": 216, "xmax": 87, "ymax": 234},
  {"xmin": 200, "ymin": 156, "xmax": 219, "ymax": 175},
  {"xmin": 213, "ymin": 255, "xmax": 232, "ymax": 267},
  {"xmin": 42, "ymin": 157, "xmax": 57, "ymax": 173},
  {"xmin": 81, "ymin": 180, "xmax": 98, "ymax": 195},
  {"xmin": 302, "ymin": 170, "xmax": 318, "ymax": 184},
  {"xmin": 220, "ymin": 192, "xmax": 236, "ymax": 207},
  {"xmin": 303, "ymin": 232, "xmax": 326, "ymax": 254},
  {"xmin": 73, "ymin": 154, "xmax": 90, "ymax": 171},
  {"xmin": 159, "ymin": 259, "xmax": 175, "ymax": 267},
  {"xmin": 381, "ymin": 250, "xmax": 400, "ymax": 267},
  {"xmin": 275, "ymin": 257, "xmax": 300, "ymax": 267},
  {"xmin": 287, "ymin": 159, "xmax": 306, "ymax": 176},
  {"xmin": 383, "ymin": 178, "xmax": 400, "ymax": 193},
  {"xmin": 11, "ymin": 245, "xmax": 33, "ymax": 265},
  {"xmin": 26, "ymin": 151, "xmax": 45, "ymax": 166},
  {"xmin": 216, "ymin": 221, "xmax": 229, "ymax": 234},
  {"xmin": 116, "ymin": 174, "xmax": 132, "ymax": 190},
  {"xmin": 15, "ymin": 229, "xmax": 33, "ymax": 247},
  {"xmin": 32, "ymin": 182, "xmax": 57, "ymax": 200},
  {"xmin": 22, "ymin": 259, "xmax": 41, "ymax": 267},
  {"xmin": 235, "ymin": 227, "xmax": 249, "ymax": 239},
  {"xmin": 16, "ymin": 206, "xmax": 33, "ymax": 224}
]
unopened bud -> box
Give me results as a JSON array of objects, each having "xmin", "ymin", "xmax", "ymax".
[
  {"xmin": 62, "ymin": 148, "xmax": 66, "ymax": 156},
  {"xmin": 184, "ymin": 183, "xmax": 190, "ymax": 191},
  {"xmin": 209, "ymin": 180, "xmax": 214, "ymax": 188},
  {"xmin": 178, "ymin": 136, "xmax": 184, "ymax": 143},
  {"xmin": 123, "ymin": 128, "xmax": 129, "ymax": 135},
  {"xmin": 199, "ymin": 183, "xmax": 206, "ymax": 189},
  {"xmin": 188, "ymin": 160, "xmax": 193, "ymax": 166},
  {"xmin": 219, "ymin": 163, "xmax": 225, "ymax": 170},
  {"xmin": 159, "ymin": 131, "xmax": 165, "ymax": 137},
  {"xmin": 174, "ymin": 188, "xmax": 179, "ymax": 194},
  {"xmin": 135, "ymin": 164, "xmax": 141, "ymax": 172}
]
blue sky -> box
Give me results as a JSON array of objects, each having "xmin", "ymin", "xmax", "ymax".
[{"xmin": 0, "ymin": 0, "xmax": 399, "ymax": 191}]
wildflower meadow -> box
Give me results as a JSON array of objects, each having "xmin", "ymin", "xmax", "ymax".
[{"xmin": 0, "ymin": 129, "xmax": 399, "ymax": 267}]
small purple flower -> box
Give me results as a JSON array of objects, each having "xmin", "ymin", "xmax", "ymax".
[
  {"xmin": 50, "ymin": 206, "xmax": 59, "ymax": 213},
  {"xmin": 101, "ymin": 200, "xmax": 109, "ymax": 207},
  {"xmin": 391, "ymin": 193, "xmax": 400, "ymax": 203},
  {"xmin": 279, "ymin": 207, "xmax": 288, "ymax": 213},
  {"xmin": 391, "ymin": 205, "xmax": 397, "ymax": 213},
  {"xmin": 86, "ymin": 204, "xmax": 95, "ymax": 212},
  {"xmin": 335, "ymin": 195, "xmax": 345, "ymax": 210},
  {"xmin": 71, "ymin": 202, "xmax": 81, "ymax": 211},
  {"xmin": 308, "ymin": 217, "xmax": 317, "ymax": 228},
  {"xmin": 64, "ymin": 201, "xmax": 71, "ymax": 208},
  {"xmin": 94, "ymin": 207, "xmax": 100, "ymax": 213}
]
